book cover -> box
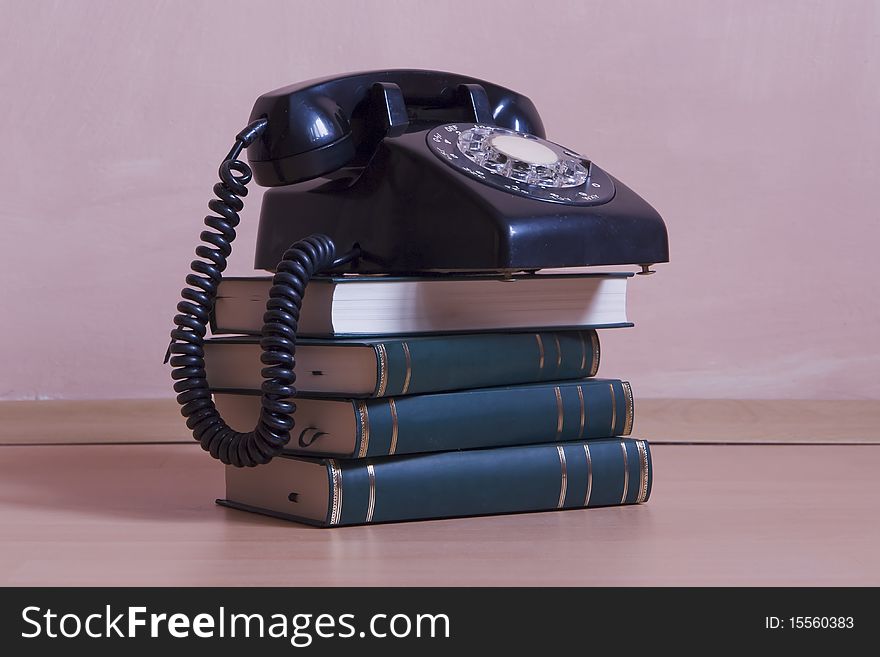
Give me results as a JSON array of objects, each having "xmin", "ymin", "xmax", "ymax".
[
  {"xmin": 212, "ymin": 378, "xmax": 634, "ymax": 458},
  {"xmin": 204, "ymin": 329, "xmax": 601, "ymax": 397},
  {"xmin": 220, "ymin": 437, "xmax": 653, "ymax": 526}
]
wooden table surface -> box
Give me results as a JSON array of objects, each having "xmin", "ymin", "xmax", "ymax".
[{"xmin": 1, "ymin": 441, "xmax": 878, "ymax": 586}]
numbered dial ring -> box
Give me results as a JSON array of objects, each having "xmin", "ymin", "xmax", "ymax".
[{"xmin": 427, "ymin": 123, "xmax": 614, "ymax": 205}]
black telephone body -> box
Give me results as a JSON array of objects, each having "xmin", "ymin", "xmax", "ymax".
[
  {"xmin": 249, "ymin": 70, "xmax": 667, "ymax": 273},
  {"xmin": 169, "ymin": 70, "xmax": 668, "ymax": 467}
]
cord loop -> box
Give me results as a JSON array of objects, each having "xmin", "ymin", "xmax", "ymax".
[{"xmin": 167, "ymin": 121, "xmax": 344, "ymax": 467}]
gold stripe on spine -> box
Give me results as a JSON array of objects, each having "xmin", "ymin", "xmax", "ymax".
[
  {"xmin": 635, "ymin": 440, "xmax": 649, "ymax": 503},
  {"xmin": 554, "ymin": 386, "xmax": 564, "ymax": 439},
  {"xmin": 328, "ymin": 459, "xmax": 343, "ymax": 526},
  {"xmin": 535, "ymin": 334, "xmax": 545, "ymax": 371},
  {"xmin": 400, "ymin": 342, "xmax": 413, "ymax": 395},
  {"xmin": 365, "ymin": 464, "xmax": 376, "ymax": 523},
  {"xmin": 619, "ymin": 441, "xmax": 629, "ymax": 504},
  {"xmin": 578, "ymin": 332, "xmax": 587, "ymax": 372},
  {"xmin": 589, "ymin": 331, "xmax": 600, "ymax": 377},
  {"xmin": 387, "ymin": 398, "xmax": 399, "ymax": 455},
  {"xmin": 609, "ymin": 383, "xmax": 617, "ymax": 434},
  {"xmin": 621, "ymin": 381, "xmax": 634, "ymax": 436},
  {"xmin": 553, "ymin": 334, "xmax": 562, "ymax": 374},
  {"xmin": 556, "ymin": 445, "xmax": 568, "ymax": 509},
  {"xmin": 375, "ymin": 344, "xmax": 389, "ymax": 397},
  {"xmin": 583, "ymin": 444, "xmax": 593, "ymax": 507},
  {"xmin": 577, "ymin": 385, "xmax": 586, "ymax": 439},
  {"xmin": 356, "ymin": 401, "xmax": 370, "ymax": 458}
]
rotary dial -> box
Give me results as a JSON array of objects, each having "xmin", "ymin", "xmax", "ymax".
[
  {"xmin": 457, "ymin": 126, "xmax": 590, "ymax": 188},
  {"xmin": 426, "ymin": 123, "xmax": 614, "ymax": 206}
]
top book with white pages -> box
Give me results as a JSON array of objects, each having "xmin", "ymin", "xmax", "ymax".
[{"xmin": 211, "ymin": 272, "xmax": 632, "ymax": 337}]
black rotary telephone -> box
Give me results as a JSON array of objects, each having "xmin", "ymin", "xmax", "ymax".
[{"xmin": 168, "ymin": 70, "xmax": 668, "ymax": 467}]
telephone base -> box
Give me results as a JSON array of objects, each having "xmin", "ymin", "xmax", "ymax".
[{"xmin": 253, "ymin": 131, "xmax": 669, "ymax": 274}]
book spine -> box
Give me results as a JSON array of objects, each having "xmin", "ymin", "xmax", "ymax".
[
  {"xmin": 350, "ymin": 379, "xmax": 633, "ymax": 458},
  {"xmin": 372, "ymin": 330, "xmax": 600, "ymax": 397},
  {"xmin": 326, "ymin": 438, "xmax": 652, "ymax": 526}
]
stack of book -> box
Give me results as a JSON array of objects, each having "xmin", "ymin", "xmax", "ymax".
[{"xmin": 206, "ymin": 272, "xmax": 652, "ymax": 526}]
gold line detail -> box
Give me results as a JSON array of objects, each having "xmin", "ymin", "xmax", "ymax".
[
  {"xmin": 328, "ymin": 459, "xmax": 343, "ymax": 526},
  {"xmin": 620, "ymin": 441, "xmax": 629, "ymax": 504},
  {"xmin": 636, "ymin": 440, "xmax": 649, "ymax": 504},
  {"xmin": 400, "ymin": 342, "xmax": 412, "ymax": 395},
  {"xmin": 375, "ymin": 344, "xmax": 389, "ymax": 397},
  {"xmin": 621, "ymin": 381, "xmax": 634, "ymax": 436},
  {"xmin": 535, "ymin": 334, "xmax": 545, "ymax": 371},
  {"xmin": 577, "ymin": 385, "xmax": 586, "ymax": 439},
  {"xmin": 554, "ymin": 386, "xmax": 564, "ymax": 439},
  {"xmin": 589, "ymin": 331, "xmax": 600, "ymax": 377},
  {"xmin": 583, "ymin": 444, "xmax": 593, "ymax": 507},
  {"xmin": 387, "ymin": 398, "xmax": 399, "ymax": 455},
  {"xmin": 556, "ymin": 445, "xmax": 568, "ymax": 509},
  {"xmin": 609, "ymin": 383, "xmax": 617, "ymax": 435},
  {"xmin": 356, "ymin": 401, "xmax": 370, "ymax": 458},
  {"xmin": 553, "ymin": 334, "xmax": 562, "ymax": 373},
  {"xmin": 365, "ymin": 463, "xmax": 376, "ymax": 523},
  {"xmin": 578, "ymin": 331, "xmax": 587, "ymax": 372}
]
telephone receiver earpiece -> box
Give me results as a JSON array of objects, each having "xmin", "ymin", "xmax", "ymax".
[{"xmin": 244, "ymin": 70, "xmax": 545, "ymax": 186}]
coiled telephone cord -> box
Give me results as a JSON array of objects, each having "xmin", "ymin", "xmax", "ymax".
[{"xmin": 166, "ymin": 119, "xmax": 358, "ymax": 467}]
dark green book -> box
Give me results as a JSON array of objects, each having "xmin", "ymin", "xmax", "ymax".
[
  {"xmin": 204, "ymin": 329, "xmax": 600, "ymax": 397},
  {"xmin": 219, "ymin": 437, "xmax": 653, "ymax": 526},
  {"xmin": 213, "ymin": 378, "xmax": 633, "ymax": 458}
]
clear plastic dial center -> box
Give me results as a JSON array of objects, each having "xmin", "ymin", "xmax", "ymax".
[
  {"xmin": 487, "ymin": 135, "xmax": 559, "ymax": 165},
  {"xmin": 457, "ymin": 126, "xmax": 589, "ymax": 188}
]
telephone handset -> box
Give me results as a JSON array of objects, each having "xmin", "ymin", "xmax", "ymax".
[{"xmin": 168, "ymin": 70, "xmax": 668, "ymax": 467}]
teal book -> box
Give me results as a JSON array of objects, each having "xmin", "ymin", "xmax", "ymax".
[
  {"xmin": 219, "ymin": 437, "xmax": 653, "ymax": 526},
  {"xmin": 213, "ymin": 378, "xmax": 633, "ymax": 458},
  {"xmin": 204, "ymin": 329, "xmax": 600, "ymax": 397}
]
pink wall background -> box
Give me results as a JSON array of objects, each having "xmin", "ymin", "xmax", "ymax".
[{"xmin": 1, "ymin": 0, "xmax": 878, "ymax": 401}]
